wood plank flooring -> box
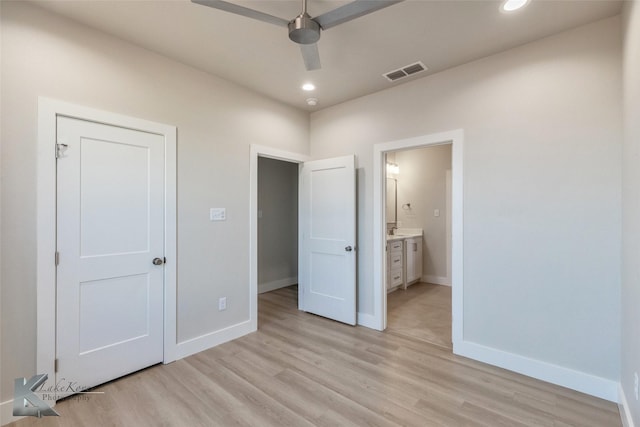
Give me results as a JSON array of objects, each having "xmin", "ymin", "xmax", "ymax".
[
  {"xmin": 9, "ymin": 285, "xmax": 621, "ymax": 426},
  {"xmin": 387, "ymin": 283, "xmax": 452, "ymax": 349}
]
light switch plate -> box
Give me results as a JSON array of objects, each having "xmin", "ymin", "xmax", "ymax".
[
  {"xmin": 434, "ymin": 209, "xmax": 440, "ymax": 217},
  {"xmin": 210, "ymin": 208, "xmax": 226, "ymax": 221}
]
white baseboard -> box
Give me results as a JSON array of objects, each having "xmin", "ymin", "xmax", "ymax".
[
  {"xmin": 258, "ymin": 277, "xmax": 297, "ymax": 294},
  {"xmin": 1, "ymin": 399, "xmax": 21, "ymax": 427},
  {"xmin": 619, "ymin": 384, "xmax": 636, "ymax": 427},
  {"xmin": 422, "ymin": 274, "xmax": 450, "ymax": 286},
  {"xmin": 357, "ymin": 312, "xmax": 381, "ymax": 330},
  {"xmin": 455, "ymin": 340, "xmax": 619, "ymax": 403},
  {"xmin": 175, "ymin": 320, "xmax": 255, "ymax": 360}
]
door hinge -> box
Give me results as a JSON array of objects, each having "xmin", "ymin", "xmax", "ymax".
[
  {"xmin": 54, "ymin": 358, "xmax": 58, "ymax": 373},
  {"xmin": 55, "ymin": 251, "xmax": 60, "ymax": 266},
  {"xmin": 56, "ymin": 143, "xmax": 68, "ymax": 159}
]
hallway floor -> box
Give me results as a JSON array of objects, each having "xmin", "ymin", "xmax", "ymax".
[{"xmin": 387, "ymin": 282, "xmax": 452, "ymax": 350}]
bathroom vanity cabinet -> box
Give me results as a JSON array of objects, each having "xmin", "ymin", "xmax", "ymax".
[
  {"xmin": 404, "ymin": 236, "xmax": 423, "ymax": 288},
  {"xmin": 387, "ymin": 239, "xmax": 404, "ymax": 291},
  {"xmin": 386, "ymin": 231, "xmax": 423, "ymax": 292}
]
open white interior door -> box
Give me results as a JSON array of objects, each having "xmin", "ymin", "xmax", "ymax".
[{"xmin": 299, "ymin": 155, "xmax": 356, "ymax": 325}]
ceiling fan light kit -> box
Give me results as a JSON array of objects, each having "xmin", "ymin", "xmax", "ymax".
[{"xmin": 192, "ymin": 0, "xmax": 405, "ymax": 71}]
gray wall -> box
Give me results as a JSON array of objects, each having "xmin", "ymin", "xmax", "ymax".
[
  {"xmin": 310, "ymin": 17, "xmax": 621, "ymax": 381},
  {"xmin": 622, "ymin": 2, "xmax": 640, "ymax": 423},
  {"xmin": 0, "ymin": 1, "xmax": 309, "ymax": 402},
  {"xmin": 257, "ymin": 157, "xmax": 298, "ymax": 292},
  {"xmin": 395, "ymin": 145, "xmax": 452, "ymax": 284}
]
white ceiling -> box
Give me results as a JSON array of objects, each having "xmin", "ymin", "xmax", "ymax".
[{"xmin": 31, "ymin": 0, "xmax": 622, "ymax": 111}]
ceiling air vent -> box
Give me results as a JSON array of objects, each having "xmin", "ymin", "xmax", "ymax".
[{"xmin": 383, "ymin": 61, "xmax": 427, "ymax": 82}]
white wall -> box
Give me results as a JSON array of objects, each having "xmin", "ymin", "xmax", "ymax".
[
  {"xmin": 395, "ymin": 145, "xmax": 451, "ymax": 283},
  {"xmin": 0, "ymin": 1, "xmax": 309, "ymax": 404},
  {"xmin": 257, "ymin": 157, "xmax": 298, "ymax": 293},
  {"xmin": 311, "ymin": 16, "xmax": 621, "ymax": 385},
  {"xmin": 621, "ymin": 2, "xmax": 640, "ymax": 424}
]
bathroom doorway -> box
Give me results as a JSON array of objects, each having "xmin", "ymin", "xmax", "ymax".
[
  {"xmin": 372, "ymin": 129, "xmax": 464, "ymax": 351},
  {"xmin": 384, "ymin": 144, "xmax": 452, "ymax": 349}
]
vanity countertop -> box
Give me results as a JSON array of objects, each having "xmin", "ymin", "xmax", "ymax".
[{"xmin": 386, "ymin": 228, "xmax": 423, "ymax": 241}]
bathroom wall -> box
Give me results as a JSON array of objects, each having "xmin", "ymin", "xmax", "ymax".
[{"xmin": 395, "ymin": 144, "xmax": 452, "ymax": 285}]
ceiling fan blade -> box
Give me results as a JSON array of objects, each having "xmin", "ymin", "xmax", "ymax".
[
  {"xmin": 191, "ymin": 0, "xmax": 289, "ymax": 27},
  {"xmin": 300, "ymin": 44, "xmax": 321, "ymax": 71},
  {"xmin": 314, "ymin": 0, "xmax": 404, "ymax": 30}
]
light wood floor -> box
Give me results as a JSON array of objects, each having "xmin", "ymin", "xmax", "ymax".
[
  {"xmin": 10, "ymin": 285, "xmax": 620, "ymax": 426},
  {"xmin": 387, "ymin": 282, "xmax": 452, "ymax": 349}
]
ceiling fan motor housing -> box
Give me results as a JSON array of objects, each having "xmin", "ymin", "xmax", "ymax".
[{"xmin": 288, "ymin": 13, "xmax": 321, "ymax": 44}]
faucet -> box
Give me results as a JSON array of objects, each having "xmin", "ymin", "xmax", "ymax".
[{"xmin": 389, "ymin": 226, "xmax": 398, "ymax": 235}]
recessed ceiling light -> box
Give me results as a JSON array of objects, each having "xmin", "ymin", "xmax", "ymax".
[
  {"xmin": 302, "ymin": 83, "xmax": 316, "ymax": 91},
  {"xmin": 501, "ymin": 0, "xmax": 529, "ymax": 12}
]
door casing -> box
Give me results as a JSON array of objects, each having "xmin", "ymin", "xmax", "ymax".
[
  {"xmin": 372, "ymin": 129, "xmax": 464, "ymax": 350},
  {"xmin": 36, "ymin": 97, "xmax": 178, "ymax": 393}
]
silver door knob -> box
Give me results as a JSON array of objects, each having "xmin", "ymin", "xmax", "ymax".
[
  {"xmin": 345, "ymin": 246, "xmax": 353, "ymax": 252},
  {"xmin": 152, "ymin": 258, "xmax": 164, "ymax": 265}
]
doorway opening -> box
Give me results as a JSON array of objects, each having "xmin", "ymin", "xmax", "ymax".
[
  {"xmin": 372, "ymin": 129, "xmax": 463, "ymax": 352},
  {"xmin": 250, "ymin": 146, "xmax": 358, "ymax": 329},
  {"xmin": 249, "ymin": 145, "xmax": 308, "ymax": 331},
  {"xmin": 384, "ymin": 144, "xmax": 453, "ymax": 349},
  {"xmin": 257, "ymin": 157, "xmax": 300, "ymax": 325}
]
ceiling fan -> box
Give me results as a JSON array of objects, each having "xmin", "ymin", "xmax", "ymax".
[{"xmin": 192, "ymin": 0, "xmax": 404, "ymax": 71}]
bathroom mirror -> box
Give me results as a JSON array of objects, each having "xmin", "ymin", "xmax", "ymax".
[{"xmin": 386, "ymin": 178, "xmax": 397, "ymax": 224}]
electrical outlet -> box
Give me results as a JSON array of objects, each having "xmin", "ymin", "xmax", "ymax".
[
  {"xmin": 634, "ymin": 372, "xmax": 639, "ymax": 401},
  {"xmin": 218, "ymin": 297, "xmax": 227, "ymax": 311}
]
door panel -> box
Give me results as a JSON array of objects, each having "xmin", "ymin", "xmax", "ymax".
[
  {"xmin": 79, "ymin": 274, "xmax": 150, "ymax": 354},
  {"xmin": 56, "ymin": 116, "xmax": 164, "ymax": 391},
  {"xmin": 300, "ymin": 155, "xmax": 356, "ymax": 325},
  {"xmin": 80, "ymin": 138, "xmax": 151, "ymax": 256}
]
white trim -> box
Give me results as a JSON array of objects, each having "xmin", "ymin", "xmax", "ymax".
[
  {"xmin": 36, "ymin": 98, "xmax": 178, "ymax": 391},
  {"xmin": 619, "ymin": 384, "xmax": 636, "ymax": 427},
  {"xmin": 175, "ymin": 320, "xmax": 254, "ymax": 359},
  {"xmin": 456, "ymin": 340, "xmax": 619, "ymax": 402},
  {"xmin": 258, "ymin": 276, "xmax": 298, "ymax": 294},
  {"xmin": 357, "ymin": 312, "xmax": 378, "ymax": 329},
  {"xmin": 1, "ymin": 400, "xmax": 21, "ymax": 426},
  {"xmin": 421, "ymin": 275, "xmax": 450, "ymax": 286},
  {"xmin": 445, "ymin": 169, "xmax": 452, "ymax": 284},
  {"xmin": 373, "ymin": 129, "xmax": 464, "ymax": 341},
  {"xmin": 249, "ymin": 145, "xmax": 309, "ymax": 330}
]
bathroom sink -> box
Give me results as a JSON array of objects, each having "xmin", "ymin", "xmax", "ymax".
[{"xmin": 387, "ymin": 228, "xmax": 423, "ymax": 239}]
